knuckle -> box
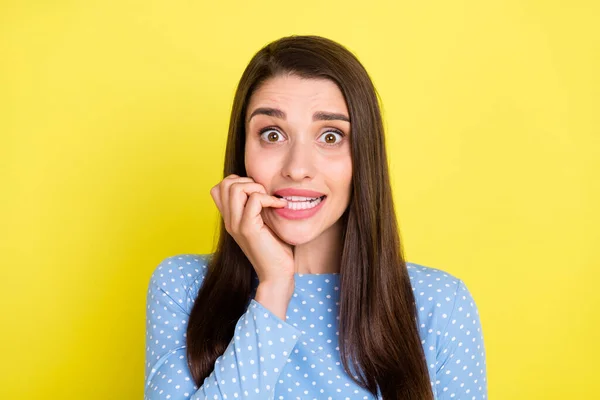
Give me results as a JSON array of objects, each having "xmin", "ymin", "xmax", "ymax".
[{"xmin": 229, "ymin": 181, "xmax": 240, "ymax": 193}]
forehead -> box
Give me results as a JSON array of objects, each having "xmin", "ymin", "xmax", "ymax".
[{"xmin": 246, "ymin": 75, "xmax": 348, "ymax": 114}]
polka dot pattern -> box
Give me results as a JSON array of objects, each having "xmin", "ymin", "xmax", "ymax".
[{"xmin": 145, "ymin": 254, "xmax": 487, "ymax": 399}]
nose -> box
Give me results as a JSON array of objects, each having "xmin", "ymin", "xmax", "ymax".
[{"xmin": 280, "ymin": 138, "xmax": 316, "ymax": 181}]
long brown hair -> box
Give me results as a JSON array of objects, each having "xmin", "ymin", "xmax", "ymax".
[{"xmin": 186, "ymin": 35, "xmax": 433, "ymax": 399}]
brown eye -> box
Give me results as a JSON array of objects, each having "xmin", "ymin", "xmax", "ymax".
[
  {"xmin": 318, "ymin": 130, "xmax": 344, "ymax": 146},
  {"xmin": 324, "ymin": 133, "xmax": 336, "ymax": 144},
  {"xmin": 259, "ymin": 128, "xmax": 284, "ymax": 143}
]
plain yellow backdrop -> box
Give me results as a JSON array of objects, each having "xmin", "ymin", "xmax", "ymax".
[{"xmin": 1, "ymin": 0, "xmax": 598, "ymax": 398}]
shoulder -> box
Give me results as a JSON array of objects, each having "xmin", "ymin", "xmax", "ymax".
[
  {"xmin": 406, "ymin": 261, "xmax": 481, "ymax": 337},
  {"xmin": 406, "ymin": 261, "xmax": 463, "ymax": 299},
  {"xmin": 147, "ymin": 253, "xmax": 213, "ymax": 314},
  {"xmin": 406, "ymin": 261, "xmax": 475, "ymax": 323}
]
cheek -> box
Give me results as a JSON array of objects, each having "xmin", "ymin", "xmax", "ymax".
[
  {"xmin": 245, "ymin": 155, "xmax": 273, "ymax": 183},
  {"xmin": 245, "ymin": 142, "xmax": 263, "ymax": 179},
  {"xmin": 326, "ymin": 156, "xmax": 352, "ymax": 191}
]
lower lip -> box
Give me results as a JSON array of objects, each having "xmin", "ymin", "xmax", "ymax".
[{"xmin": 274, "ymin": 196, "xmax": 327, "ymax": 220}]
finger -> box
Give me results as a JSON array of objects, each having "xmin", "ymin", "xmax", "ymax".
[
  {"xmin": 240, "ymin": 192, "xmax": 287, "ymax": 233},
  {"xmin": 220, "ymin": 176, "xmax": 253, "ymax": 228},
  {"xmin": 210, "ymin": 185, "xmax": 223, "ymax": 215},
  {"xmin": 229, "ymin": 182, "xmax": 268, "ymax": 230},
  {"xmin": 210, "ymin": 176, "xmax": 251, "ymax": 223}
]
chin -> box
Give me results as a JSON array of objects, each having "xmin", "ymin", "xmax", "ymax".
[
  {"xmin": 268, "ymin": 222, "xmax": 318, "ymax": 246},
  {"xmin": 276, "ymin": 228, "xmax": 315, "ymax": 246}
]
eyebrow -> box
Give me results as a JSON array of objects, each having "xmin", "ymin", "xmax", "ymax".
[{"xmin": 247, "ymin": 107, "xmax": 350, "ymax": 123}]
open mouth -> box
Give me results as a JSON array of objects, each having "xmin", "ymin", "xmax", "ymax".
[
  {"xmin": 274, "ymin": 194, "xmax": 327, "ymax": 210},
  {"xmin": 274, "ymin": 194, "xmax": 326, "ymax": 202}
]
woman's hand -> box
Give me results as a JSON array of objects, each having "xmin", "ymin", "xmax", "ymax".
[{"xmin": 210, "ymin": 174, "xmax": 295, "ymax": 288}]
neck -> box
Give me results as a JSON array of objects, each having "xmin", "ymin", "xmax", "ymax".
[{"xmin": 292, "ymin": 219, "xmax": 344, "ymax": 274}]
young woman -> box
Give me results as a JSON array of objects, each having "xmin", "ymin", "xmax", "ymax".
[{"xmin": 145, "ymin": 35, "xmax": 487, "ymax": 400}]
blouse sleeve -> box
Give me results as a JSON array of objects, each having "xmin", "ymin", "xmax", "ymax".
[
  {"xmin": 144, "ymin": 256, "xmax": 303, "ymax": 400},
  {"xmin": 434, "ymin": 279, "xmax": 488, "ymax": 399}
]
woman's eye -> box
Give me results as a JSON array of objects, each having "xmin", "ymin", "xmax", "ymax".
[
  {"xmin": 258, "ymin": 128, "xmax": 344, "ymax": 145},
  {"xmin": 259, "ymin": 129, "xmax": 284, "ymax": 143},
  {"xmin": 318, "ymin": 130, "xmax": 344, "ymax": 146}
]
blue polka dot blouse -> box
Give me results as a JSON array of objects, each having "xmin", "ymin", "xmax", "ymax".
[{"xmin": 145, "ymin": 254, "xmax": 487, "ymax": 399}]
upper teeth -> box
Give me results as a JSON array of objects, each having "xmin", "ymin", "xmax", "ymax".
[{"xmin": 281, "ymin": 195, "xmax": 320, "ymax": 201}]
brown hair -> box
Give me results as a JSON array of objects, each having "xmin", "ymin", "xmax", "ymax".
[{"xmin": 186, "ymin": 35, "xmax": 433, "ymax": 399}]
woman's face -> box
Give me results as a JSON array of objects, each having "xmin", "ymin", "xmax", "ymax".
[{"xmin": 244, "ymin": 74, "xmax": 352, "ymax": 246}]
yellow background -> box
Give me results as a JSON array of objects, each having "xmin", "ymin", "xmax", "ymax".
[{"xmin": 1, "ymin": 0, "xmax": 598, "ymax": 398}]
